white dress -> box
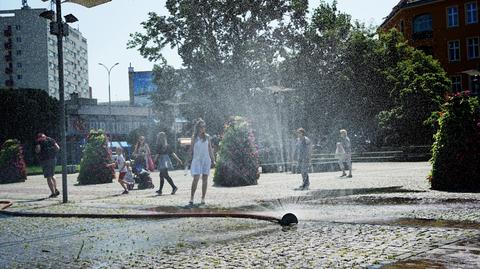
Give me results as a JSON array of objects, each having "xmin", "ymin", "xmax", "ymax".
[{"xmin": 191, "ymin": 136, "xmax": 211, "ymax": 176}]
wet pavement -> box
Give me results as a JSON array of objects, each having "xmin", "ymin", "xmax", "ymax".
[{"xmin": 0, "ymin": 162, "xmax": 479, "ymax": 268}]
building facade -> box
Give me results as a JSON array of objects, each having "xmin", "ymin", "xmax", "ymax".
[
  {"xmin": 66, "ymin": 94, "xmax": 153, "ymax": 139},
  {"xmin": 0, "ymin": 7, "xmax": 89, "ymax": 99},
  {"xmin": 381, "ymin": 0, "xmax": 480, "ymax": 94},
  {"xmin": 65, "ymin": 93, "xmax": 154, "ymax": 163}
]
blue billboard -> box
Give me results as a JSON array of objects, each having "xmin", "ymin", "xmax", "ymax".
[{"xmin": 133, "ymin": 71, "xmax": 157, "ymax": 96}]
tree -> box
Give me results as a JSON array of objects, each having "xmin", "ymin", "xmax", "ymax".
[
  {"xmin": 0, "ymin": 88, "xmax": 59, "ymax": 164},
  {"xmin": 77, "ymin": 130, "xmax": 115, "ymax": 185},
  {"xmin": 213, "ymin": 116, "xmax": 259, "ymax": 186},
  {"xmin": 128, "ymin": 0, "xmax": 309, "ymax": 134},
  {"xmin": 0, "ymin": 139, "xmax": 27, "ymax": 184},
  {"xmin": 430, "ymin": 93, "xmax": 480, "ymax": 191},
  {"xmin": 377, "ymin": 29, "xmax": 450, "ymax": 145}
]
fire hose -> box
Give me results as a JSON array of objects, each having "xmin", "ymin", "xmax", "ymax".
[{"xmin": 0, "ymin": 200, "xmax": 298, "ymax": 226}]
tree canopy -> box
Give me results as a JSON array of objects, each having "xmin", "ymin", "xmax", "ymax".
[{"xmin": 128, "ymin": 0, "xmax": 450, "ymax": 147}]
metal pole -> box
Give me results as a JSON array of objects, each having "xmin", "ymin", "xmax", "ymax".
[
  {"xmin": 173, "ymin": 104, "xmax": 177, "ymax": 153},
  {"xmin": 99, "ymin": 63, "xmax": 118, "ymax": 133},
  {"xmin": 107, "ymin": 69, "xmax": 112, "ymax": 119},
  {"xmin": 56, "ymin": 0, "xmax": 68, "ymax": 203}
]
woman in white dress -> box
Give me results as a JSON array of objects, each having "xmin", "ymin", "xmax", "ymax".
[{"xmin": 189, "ymin": 119, "xmax": 215, "ymax": 205}]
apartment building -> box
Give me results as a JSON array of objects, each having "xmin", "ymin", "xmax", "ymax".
[
  {"xmin": 0, "ymin": 7, "xmax": 89, "ymax": 99},
  {"xmin": 381, "ymin": 0, "xmax": 480, "ymax": 93}
]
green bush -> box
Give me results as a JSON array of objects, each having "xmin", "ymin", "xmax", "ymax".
[
  {"xmin": 0, "ymin": 88, "xmax": 59, "ymax": 165},
  {"xmin": 430, "ymin": 92, "xmax": 480, "ymax": 192},
  {"xmin": 0, "ymin": 139, "xmax": 27, "ymax": 184},
  {"xmin": 213, "ymin": 117, "xmax": 259, "ymax": 187},
  {"xmin": 77, "ymin": 130, "xmax": 115, "ymax": 185}
]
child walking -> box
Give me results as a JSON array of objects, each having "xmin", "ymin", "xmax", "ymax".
[
  {"xmin": 189, "ymin": 119, "xmax": 215, "ymax": 206},
  {"xmin": 155, "ymin": 132, "xmax": 182, "ymax": 195},
  {"xmin": 124, "ymin": 161, "xmax": 135, "ymax": 190},
  {"xmin": 115, "ymin": 147, "xmax": 129, "ymax": 194}
]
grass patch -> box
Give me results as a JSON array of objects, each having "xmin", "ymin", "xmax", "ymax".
[{"xmin": 27, "ymin": 165, "xmax": 80, "ymax": 176}]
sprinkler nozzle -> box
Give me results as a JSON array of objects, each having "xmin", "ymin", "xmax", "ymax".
[{"xmin": 279, "ymin": 213, "xmax": 298, "ymax": 226}]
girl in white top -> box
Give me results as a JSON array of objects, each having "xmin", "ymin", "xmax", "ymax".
[
  {"xmin": 115, "ymin": 147, "xmax": 129, "ymax": 194},
  {"xmin": 189, "ymin": 119, "xmax": 215, "ymax": 205}
]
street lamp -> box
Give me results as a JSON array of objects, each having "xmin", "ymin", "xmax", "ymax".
[
  {"xmin": 39, "ymin": 0, "xmax": 114, "ymax": 203},
  {"xmin": 160, "ymin": 99, "xmax": 189, "ymax": 153},
  {"xmin": 39, "ymin": 1, "xmax": 79, "ymax": 203},
  {"xmin": 98, "ymin": 62, "xmax": 119, "ymax": 131}
]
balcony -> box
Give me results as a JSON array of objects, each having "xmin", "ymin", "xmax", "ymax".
[
  {"xmin": 3, "ymin": 29, "xmax": 12, "ymax": 37},
  {"xmin": 4, "ymin": 42, "xmax": 12, "ymax": 50},
  {"xmin": 412, "ymin": 31, "xmax": 433, "ymax": 40},
  {"xmin": 5, "ymin": 68, "xmax": 13, "ymax": 75},
  {"xmin": 5, "ymin": 79, "xmax": 14, "ymax": 87}
]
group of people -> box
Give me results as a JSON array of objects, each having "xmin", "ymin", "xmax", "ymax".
[
  {"xmin": 111, "ymin": 118, "xmax": 215, "ymax": 205},
  {"xmin": 34, "ymin": 121, "xmax": 352, "ymax": 202},
  {"xmin": 294, "ymin": 128, "xmax": 352, "ymax": 190}
]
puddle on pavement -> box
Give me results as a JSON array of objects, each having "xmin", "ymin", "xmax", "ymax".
[
  {"xmin": 381, "ymin": 259, "xmax": 447, "ymax": 269},
  {"xmin": 143, "ymin": 187, "xmax": 480, "ymax": 230},
  {"xmin": 381, "ymin": 218, "xmax": 480, "ymax": 229}
]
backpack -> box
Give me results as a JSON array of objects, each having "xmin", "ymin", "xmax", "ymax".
[{"xmin": 40, "ymin": 138, "xmax": 58, "ymax": 160}]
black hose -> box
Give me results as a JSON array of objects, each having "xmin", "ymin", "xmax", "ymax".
[{"xmin": 0, "ymin": 200, "xmax": 298, "ymax": 226}]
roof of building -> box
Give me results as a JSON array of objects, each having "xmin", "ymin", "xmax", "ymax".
[{"xmin": 380, "ymin": 0, "xmax": 441, "ymax": 28}]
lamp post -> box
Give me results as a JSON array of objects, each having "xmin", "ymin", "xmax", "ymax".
[
  {"xmin": 40, "ymin": 1, "xmax": 79, "ymax": 203},
  {"xmin": 98, "ymin": 62, "xmax": 119, "ymax": 132},
  {"xmin": 160, "ymin": 99, "xmax": 188, "ymax": 153},
  {"xmin": 40, "ymin": 0, "xmax": 113, "ymax": 203}
]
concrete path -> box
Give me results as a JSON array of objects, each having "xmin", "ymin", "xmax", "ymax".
[{"xmin": 0, "ymin": 162, "xmax": 479, "ymax": 268}]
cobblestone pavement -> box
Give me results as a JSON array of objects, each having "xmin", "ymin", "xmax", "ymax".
[{"xmin": 0, "ymin": 162, "xmax": 479, "ymax": 268}]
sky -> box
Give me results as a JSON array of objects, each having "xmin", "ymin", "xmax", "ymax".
[{"xmin": 0, "ymin": 0, "xmax": 399, "ymax": 102}]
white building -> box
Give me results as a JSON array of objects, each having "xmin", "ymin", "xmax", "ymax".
[{"xmin": 0, "ymin": 7, "xmax": 90, "ymax": 99}]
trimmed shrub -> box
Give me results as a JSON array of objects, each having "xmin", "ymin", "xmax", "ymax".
[
  {"xmin": 77, "ymin": 130, "xmax": 115, "ymax": 185},
  {"xmin": 430, "ymin": 92, "xmax": 480, "ymax": 192},
  {"xmin": 213, "ymin": 117, "xmax": 259, "ymax": 187},
  {"xmin": 0, "ymin": 139, "xmax": 27, "ymax": 184}
]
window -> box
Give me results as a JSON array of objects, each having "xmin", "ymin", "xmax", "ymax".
[
  {"xmin": 399, "ymin": 20, "xmax": 405, "ymax": 33},
  {"xmin": 451, "ymin": 76, "xmax": 462, "ymax": 92},
  {"xmin": 17, "ymin": 63, "xmax": 22, "ymax": 68},
  {"xmin": 15, "ymin": 25, "xmax": 20, "ymax": 30},
  {"xmin": 448, "ymin": 40, "xmax": 461, "ymax": 62},
  {"xmin": 17, "ymin": 75, "xmax": 22, "ymax": 80},
  {"xmin": 447, "ymin": 6, "xmax": 459, "ymax": 27},
  {"xmin": 16, "ymin": 50, "xmax": 22, "ymax": 56},
  {"xmin": 16, "ymin": 37, "xmax": 22, "ymax": 42},
  {"xmin": 466, "ymin": 2, "xmax": 478, "ymax": 24},
  {"xmin": 467, "ymin": 37, "xmax": 480, "ymax": 59},
  {"xmin": 470, "ymin": 75, "xmax": 480, "ymax": 94},
  {"xmin": 413, "ymin": 13, "xmax": 432, "ymax": 33}
]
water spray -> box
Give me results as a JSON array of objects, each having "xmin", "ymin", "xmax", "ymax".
[{"xmin": 0, "ymin": 201, "xmax": 298, "ymax": 227}]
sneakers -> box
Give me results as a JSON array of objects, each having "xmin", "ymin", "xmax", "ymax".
[
  {"xmin": 200, "ymin": 200, "xmax": 205, "ymax": 206},
  {"xmin": 156, "ymin": 189, "xmax": 162, "ymax": 195},
  {"xmin": 171, "ymin": 186, "xmax": 178, "ymax": 195},
  {"xmin": 49, "ymin": 189, "xmax": 60, "ymax": 198},
  {"xmin": 340, "ymin": 173, "xmax": 347, "ymax": 177},
  {"xmin": 347, "ymin": 175, "xmax": 352, "ymax": 178},
  {"xmin": 122, "ymin": 190, "xmax": 129, "ymax": 194},
  {"xmin": 188, "ymin": 201, "xmax": 194, "ymax": 207},
  {"xmin": 294, "ymin": 185, "xmax": 309, "ymax": 191}
]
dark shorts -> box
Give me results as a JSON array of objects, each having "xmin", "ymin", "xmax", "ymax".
[
  {"xmin": 41, "ymin": 158, "xmax": 56, "ymax": 178},
  {"xmin": 118, "ymin": 172, "xmax": 126, "ymax": 180}
]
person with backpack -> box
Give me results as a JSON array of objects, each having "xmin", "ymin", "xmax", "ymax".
[{"xmin": 35, "ymin": 133, "xmax": 60, "ymax": 198}]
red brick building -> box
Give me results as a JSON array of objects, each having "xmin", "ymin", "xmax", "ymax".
[{"xmin": 381, "ymin": 0, "xmax": 480, "ymax": 94}]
